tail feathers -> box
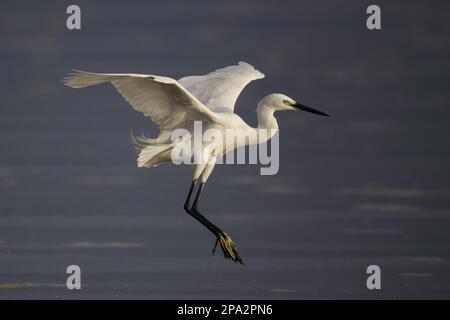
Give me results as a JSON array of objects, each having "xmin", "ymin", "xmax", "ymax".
[
  {"xmin": 62, "ymin": 70, "xmax": 116, "ymax": 88},
  {"xmin": 130, "ymin": 133, "xmax": 159, "ymax": 152},
  {"xmin": 137, "ymin": 144, "xmax": 173, "ymax": 168}
]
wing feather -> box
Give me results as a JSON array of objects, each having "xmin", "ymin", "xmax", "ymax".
[
  {"xmin": 63, "ymin": 70, "xmax": 216, "ymax": 131},
  {"xmin": 178, "ymin": 61, "xmax": 264, "ymax": 113}
]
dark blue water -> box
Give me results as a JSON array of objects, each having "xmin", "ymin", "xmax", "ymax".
[{"xmin": 0, "ymin": 0, "xmax": 449, "ymax": 299}]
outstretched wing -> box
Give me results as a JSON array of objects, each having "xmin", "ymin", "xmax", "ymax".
[
  {"xmin": 62, "ymin": 70, "xmax": 217, "ymax": 131},
  {"xmin": 178, "ymin": 61, "xmax": 265, "ymax": 113}
]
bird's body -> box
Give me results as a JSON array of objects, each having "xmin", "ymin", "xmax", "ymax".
[
  {"xmin": 134, "ymin": 112, "xmax": 277, "ymax": 170},
  {"xmin": 63, "ymin": 62, "xmax": 329, "ymax": 264}
]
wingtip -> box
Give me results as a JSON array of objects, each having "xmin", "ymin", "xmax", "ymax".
[
  {"xmin": 238, "ymin": 61, "xmax": 265, "ymax": 79},
  {"xmin": 61, "ymin": 69, "xmax": 83, "ymax": 88},
  {"xmin": 238, "ymin": 61, "xmax": 255, "ymax": 69},
  {"xmin": 72, "ymin": 69, "xmax": 89, "ymax": 73}
]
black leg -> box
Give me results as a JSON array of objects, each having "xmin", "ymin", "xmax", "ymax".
[
  {"xmin": 183, "ymin": 180, "xmax": 197, "ymax": 212},
  {"xmin": 184, "ymin": 180, "xmax": 244, "ymax": 265},
  {"xmin": 191, "ymin": 181, "xmax": 205, "ymax": 213},
  {"xmin": 183, "ymin": 180, "xmax": 222, "ymax": 236}
]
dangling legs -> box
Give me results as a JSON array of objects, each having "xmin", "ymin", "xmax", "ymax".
[
  {"xmin": 183, "ymin": 179, "xmax": 222, "ymax": 236},
  {"xmin": 183, "ymin": 160, "xmax": 243, "ymax": 264}
]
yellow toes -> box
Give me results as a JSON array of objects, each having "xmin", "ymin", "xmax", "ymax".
[{"xmin": 217, "ymin": 232, "xmax": 244, "ymax": 265}]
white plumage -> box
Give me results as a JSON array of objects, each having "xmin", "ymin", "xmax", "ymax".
[
  {"xmin": 63, "ymin": 62, "xmax": 269, "ymax": 169},
  {"xmin": 178, "ymin": 61, "xmax": 265, "ymax": 113},
  {"xmin": 63, "ymin": 62, "xmax": 328, "ymax": 264}
]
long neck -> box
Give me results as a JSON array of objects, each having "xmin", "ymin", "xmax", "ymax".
[
  {"xmin": 257, "ymin": 103, "xmax": 278, "ymax": 130},
  {"xmin": 255, "ymin": 103, "xmax": 278, "ymax": 144}
]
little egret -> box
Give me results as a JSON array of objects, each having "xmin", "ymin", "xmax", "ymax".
[{"xmin": 63, "ymin": 62, "xmax": 329, "ymax": 264}]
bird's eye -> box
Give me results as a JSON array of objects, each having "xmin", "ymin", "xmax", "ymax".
[{"xmin": 283, "ymin": 99, "xmax": 289, "ymax": 104}]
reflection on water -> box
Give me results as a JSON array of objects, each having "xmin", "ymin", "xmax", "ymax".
[
  {"xmin": 350, "ymin": 203, "xmax": 420, "ymax": 213},
  {"xmin": 62, "ymin": 241, "xmax": 144, "ymax": 249},
  {"xmin": 334, "ymin": 187, "xmax": 450, "ymax": 198},
  {"xmin": 342, "ymin": 228, "xmax": 405, "ymax": 235}
]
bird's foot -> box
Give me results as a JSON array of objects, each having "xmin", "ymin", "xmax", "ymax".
[{"xmin": 212, "ymin": 231, "xmax": 244, "ymax": 265}]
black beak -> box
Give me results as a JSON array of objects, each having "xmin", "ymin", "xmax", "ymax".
[{"xmin": 291, "ymin": 102, "xmax": 330, "ymax": 117}]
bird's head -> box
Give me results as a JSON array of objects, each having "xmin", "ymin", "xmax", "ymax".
[{"xmin": 259, "ymin": 93, "xmax": 329, "ymax": 117}]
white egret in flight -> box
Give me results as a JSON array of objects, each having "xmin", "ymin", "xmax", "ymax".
[{"xmin": 63, "ymin": 62, "xmax": 329, "ymax": 265}]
